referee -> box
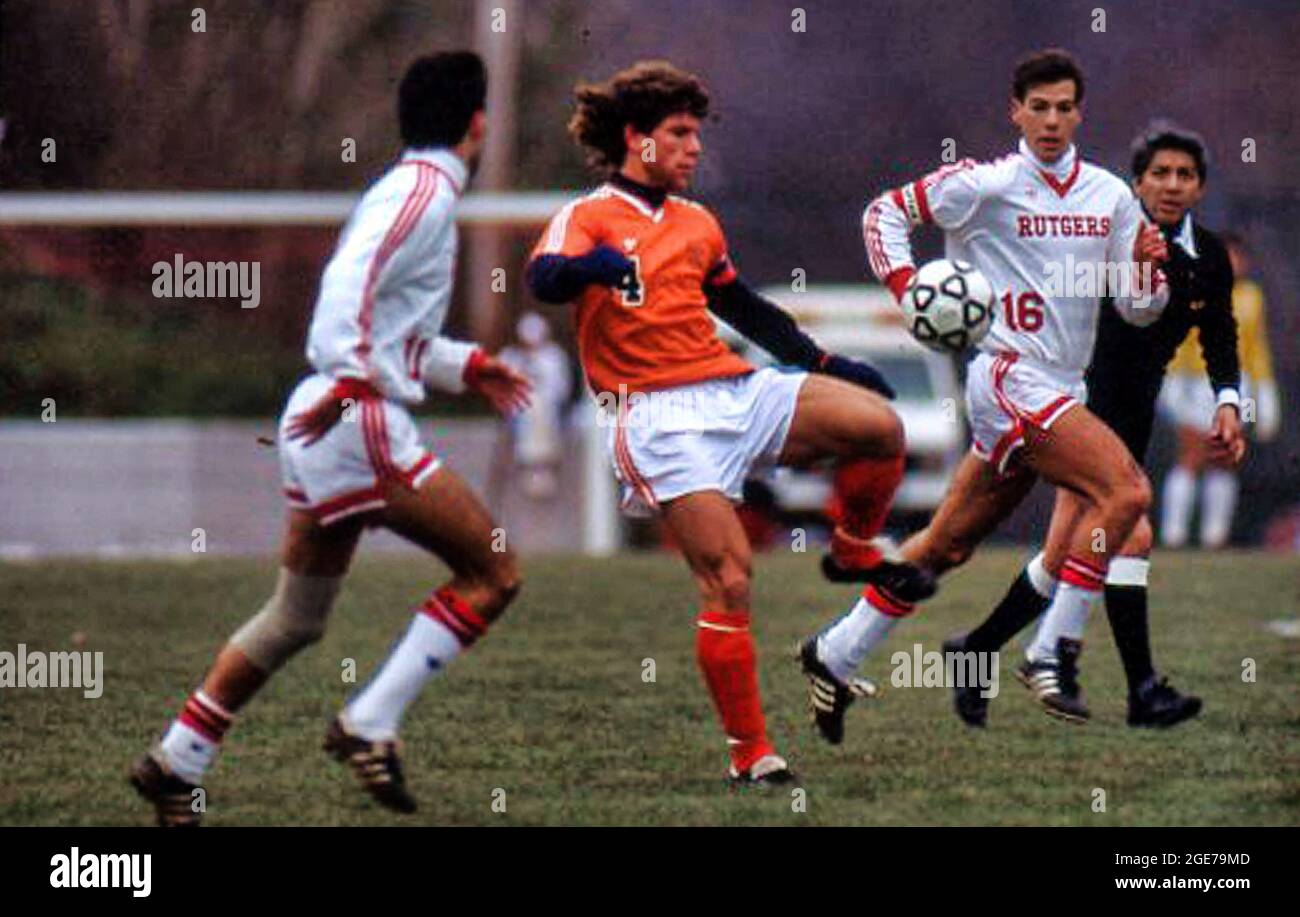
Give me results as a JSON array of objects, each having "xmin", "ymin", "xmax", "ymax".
[{"xmin": 948, "ymin": 121, "xmax": 1246, "ymax": 727}]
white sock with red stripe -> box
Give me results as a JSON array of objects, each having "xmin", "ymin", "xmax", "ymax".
[
  {"xmin": 343, "ymin": 586, "xmax": 487, "ymax": 742},
  {"xmin": 157, "ymin": 690, "xmax": 233, "ymax": 783},
  {"xmin": 1026, "ymin": 555, "xmax": 1104, "ymax": 662},
  {"xmin": 816, "ymin": 585, "xmax": 915, "ymax": 682}
]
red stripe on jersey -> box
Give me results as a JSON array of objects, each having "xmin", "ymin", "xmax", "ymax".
[
  {"xmin": 355, "ymin": 164, "xmax": 440, "ymax": 373},
  {"xmin": 863, "ymin": 199, "xmax": 892, "ymax": 280},
  {"xmin": 910, "ymin": 180, "xmax": 934, "ymax": 224}
]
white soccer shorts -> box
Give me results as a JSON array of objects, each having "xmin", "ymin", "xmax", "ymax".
[
  {"xmin": 604, "ymin": 367, "xmax": 808, "ymax": 516},
  {"xmin": 278, "ymin": 374, "xmax": 441, "ymax": 525},
  {"xmin": 966, "ymin": 351, "xmax": 1085, "ymax": 474}
]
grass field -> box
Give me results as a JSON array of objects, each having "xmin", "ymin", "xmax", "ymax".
[{"xmin": 2, "ymin": 547, "xmax": 1297, "ymax": 826}]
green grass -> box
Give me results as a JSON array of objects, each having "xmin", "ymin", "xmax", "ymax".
[{"xmin": 1, "ymin": 548, "xmax": 1297, "ymax": 826}]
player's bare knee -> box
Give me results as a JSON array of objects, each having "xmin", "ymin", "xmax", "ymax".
[
  {"xmin": 1114, "ymin": 471, "xmax": 1153, "ymax": 525},
  {"xmin": 229, "ymin": 568, "xmax": 342, "ymax": 672},
  {"xmin": 1126, "ymin": 515, "xmax": 1154, "ymax": 556},
  {"xmin": 695, "ymin": 550, "xmax": 751, "ymax": 611},
  {"xmin": 486, "ymin": 554, "xmax": 523, "ymax": 610},
  {"xmin": 717, "ymin": 566, "xmax": 752, "ymax": 611},
  {"xmin": 856, "ymin": 404, "xmax": 905, "ymax": 459}
]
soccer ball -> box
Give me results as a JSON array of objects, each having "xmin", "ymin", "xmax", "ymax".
[{"xmin": 900, "ymin": 258, "xmax": 994, "ymax": 354}]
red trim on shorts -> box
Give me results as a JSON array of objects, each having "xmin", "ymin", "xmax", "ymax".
[
  {"xmin": 613, "ymin": 401, "xmax": 657, "ymax": 509},
  {"xmin": 1029, "ymin": 395, "xmax": 1075, "ymax": 428},
  {"xmin": 403, "ymin": 452, "xmax": 436, "ymax": 486},
  {"xmin": 311, "ymin": 485, "xmax": 385, "ymax": 526}
]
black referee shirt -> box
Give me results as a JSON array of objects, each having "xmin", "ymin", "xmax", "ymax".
[{"xmin": 1085, "ymin": 215, "xmax": 1240, "ymax": 458}]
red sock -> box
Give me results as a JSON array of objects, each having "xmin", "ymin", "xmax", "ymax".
[
  {"xmin": 828, "ymin": 454, "xmax": 905, "ymax": 565},
  {"xmin": 695, "ymin": 610, "xmax": 773, "ymax": 773}
]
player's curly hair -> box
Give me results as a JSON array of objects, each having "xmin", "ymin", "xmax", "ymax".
[{"xmin": 568, "ymin": 61, "xmax": 710, "ymax": 173}]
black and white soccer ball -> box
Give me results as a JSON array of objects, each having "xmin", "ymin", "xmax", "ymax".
[{"xmin": 900, "ymin": 258, "xmax": 994, "ymax": 354}]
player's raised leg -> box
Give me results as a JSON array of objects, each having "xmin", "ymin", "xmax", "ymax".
[
  {"xmin": 781, "ymin": 374, "xmax": 936, "ymax": 740},
  {"xmin": 781, "ymin": 374, "xmax": 934, "ymax": 598},
  {"xmin": 131, "ymin": 510, "xmax": 364, "ymax": 826},
  {"xmin": 326, "ymin": 466, "xmax": 521, "ymax": 811},
  {"xmin": 661, "ymin": 490, "xmax": 793, "ymax": 787},
  {"xmin": 802, "ymin": 449, "xmax": 1036, "ymax": 742}
]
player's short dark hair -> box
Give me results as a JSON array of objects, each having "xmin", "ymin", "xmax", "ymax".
[
  {"xmin": 398, "ymin": 51, "xmax": 486, "ymax": 148},
  {"xmin": 568, "ymin": 61, "xmax": 710, "ymax": 173},
  {"xmin": 1131, "ymin": 120, "xmax": 1209, "ymax": 184},
  {"xmin": 1012, "ymin": 48, "xmax": 1085, "ymax": 103}
]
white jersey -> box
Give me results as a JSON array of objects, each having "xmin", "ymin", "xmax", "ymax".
[
  {"xmin": 306, "ymin": 147, "xmax": 479, "ymax": 405},
  {"xmin": 865, "ymin": 139, "xmax": 1168, "ymax": 378}
]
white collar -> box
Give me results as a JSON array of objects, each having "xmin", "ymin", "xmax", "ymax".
[
  {"xmin": 400, "ymin": 147, "xmax": 468, "ymax": 195},
  {"xmin": 1171, "ymin": 212, "xmax": 1198, "ymax": 259},
  {"xmin": 1018, "ymin": 137, "xmax": 1078, "ymax": 178}
]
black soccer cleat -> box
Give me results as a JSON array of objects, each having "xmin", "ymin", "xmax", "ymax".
[
  {"xmin": 727, "ymin": 754, "xmax": 797, "ymax": 790},
  {"xmin": 129, "ymin": 753, "xmax": 204, "ymax": 827},
  {"xmin": 1128, "ymin": 676, "xmax": 1202, "ymax": 728},
  {"xmin": 820, "ymin": 536, "xmax": 938, "ymax": 603},
  {"xmin": 1016, "ymin": 637, "xmax": 1090, "ymax": 724},
  {"xmin": 942, "ymin": 633, "xmax": 989, "ymax": 728},
  {"xmin": 324, "ymin": 717, "xmax": 418, "ymax": 814},
  {"xmin": 796, "ymin": 636, "xmax": 878, "ymax": 745}
]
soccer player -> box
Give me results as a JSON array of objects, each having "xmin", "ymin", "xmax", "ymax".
[
  {"xmin": 1160, "ymin": 232, "xmax": 1279, "ymax": 548},
  {"xmin": 797, "ymin": 48, "xmax": 1170, "ymax": 738},
  {"xmin": 130, "ymin": 52, "xmax": 532, "ymax": 826},
  {"xmin": 525, "ymin": 61, "xmax": 930, "ymax": 785},
  {"xmin": 949, "ymin": 122, "xmax": 1245, "ymax": 728}
]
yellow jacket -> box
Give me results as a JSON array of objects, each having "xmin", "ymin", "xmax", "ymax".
[{"xmin": 1168, "ymin": 279, "xmax": 1275, "ymax": 383}]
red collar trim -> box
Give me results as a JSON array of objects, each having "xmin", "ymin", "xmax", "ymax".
[{"xmin": 1037, "ymin": 157, "xmax": 1081, "ymax": 198}]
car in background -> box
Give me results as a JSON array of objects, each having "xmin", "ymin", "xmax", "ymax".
[{"xmin": 715, "ymin": 284, "xmax": 964, "ymax": 526}]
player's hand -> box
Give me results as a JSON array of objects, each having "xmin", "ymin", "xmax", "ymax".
[
  {"xmin": 466, "ymin": 352, "xmax": 533, "ymax": 416},
  {"xmin": 284, "ymin": 378, "xmax": 380, "ymax": 447},
  {"xmin": 819, "ymin": 353, "xmax": 897, "ymax": 400},
  {"xmin": 1133, "ymin": 223, "xmax": 1169, "ymax": 271},
  {"xmin": 580, "ymin": 244, "xmax": 637, "ymax": 287},
  {"xmin": 1207, "ymin": 404, "xmax": 1247, "ymax": 467}
]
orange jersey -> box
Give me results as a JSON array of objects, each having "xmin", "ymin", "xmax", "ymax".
[{"xmin": 531, "ymin": 183, "xmax": 752, "ymax": 395}]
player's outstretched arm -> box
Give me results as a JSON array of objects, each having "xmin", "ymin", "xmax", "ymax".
[
  {"xmin": 525, "ymin": 245, "xmax": 635, "ymax": 304},
  {"xmin": 421, "ymin": 338, "xmax": 532, "ymax": 414},
  {"xmin": 864, "ymin": 160, "xmax": 982, "ymax": 303},
  {"xmin": 703, "ymin": 274, "xmax": 895, "ymax": 399}
]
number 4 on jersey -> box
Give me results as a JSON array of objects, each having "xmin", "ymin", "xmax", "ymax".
[{"xmin": 617, "ymin": 255, "xmax": 645, "ymax": 307}]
